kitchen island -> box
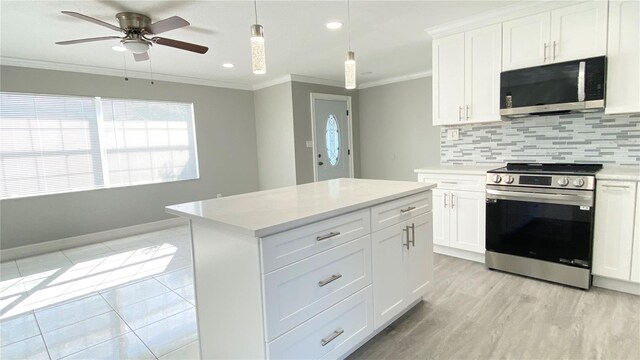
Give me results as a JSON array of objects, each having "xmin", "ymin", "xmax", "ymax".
[{"xmin": 166, "ymin": 178, "xmax": 436, "ymax": 359}]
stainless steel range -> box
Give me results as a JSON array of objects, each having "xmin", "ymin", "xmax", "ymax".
[{"xmin": 485, "ymin": 163, "xmax": 603, "ymax": 289}]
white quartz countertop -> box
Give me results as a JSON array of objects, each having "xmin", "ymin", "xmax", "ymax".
[
  {"xmin": 597, "ymin": 166, "xmax": 640, "ymax": 181},
  {"xmin": 414, "ymin": 164, "xmax": 501, "ymax": 176},
  {"xmin": 166, "ymin": 178, "xmax": 436, "ymax": 238}
]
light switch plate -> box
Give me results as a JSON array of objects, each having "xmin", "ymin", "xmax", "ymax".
[
  {"xmin": 447, "ymin": 129, "xmax": 460, "ymax": 141},
  {"xmin": 306, "ymin": 140, "xmax": 313, "ymax": 148}
]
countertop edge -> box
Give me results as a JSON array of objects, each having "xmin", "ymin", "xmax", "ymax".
[{"xmin": 166, "ymin": 183, "xmax": 437, "ymax": 238}]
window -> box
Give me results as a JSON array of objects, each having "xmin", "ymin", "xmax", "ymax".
[
  {"xmin": 0, "ymin": 92, "xmax": 199, "ymax": 199},
  {"xmin": 325, "ymin": 114, "xmax": 340, "ymax": 166}
]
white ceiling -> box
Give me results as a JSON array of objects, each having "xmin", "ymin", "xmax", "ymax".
[{"xmin": 0, "ymin": 0, "xmax": 520, "ymax": 89}]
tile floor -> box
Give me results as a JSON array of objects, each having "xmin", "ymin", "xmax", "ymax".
[{"xmin": 0, "ymin": 225, "xmax": 199, "ymax": 360}]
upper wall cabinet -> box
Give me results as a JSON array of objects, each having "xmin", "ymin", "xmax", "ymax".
[
  {"xmin": 605, "ymin": 0, "xmax": 640, "ymax": 115},
  {"xmin": 502, "ymin": 1, "xmax": 608, "ymax": 71},
  {"xmin": 432, "ymin": 24, "xmax": 501, "ymax": 126}
]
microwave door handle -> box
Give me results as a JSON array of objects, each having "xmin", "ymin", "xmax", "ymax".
[{"xmin": 578, "ymin": 61, "xmax": 586, "ymax": 102}]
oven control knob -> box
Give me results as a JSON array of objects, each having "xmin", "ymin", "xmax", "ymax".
[
  {"xmin": 492, "ymin": 174, "xmax": 502, "ymax": 183},
  {"xmin": 573, "ymin": 178, "xmax": 585, "ymax": 187},
  {"xmin": 504, "ymin": 175, "xmax": 515, "ymax": 184},
  {"xmin": 558, "ymin": 177, "xmax": 569, "ymax": 187}
]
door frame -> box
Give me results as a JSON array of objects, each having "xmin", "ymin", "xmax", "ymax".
[{"xmin": 310, "ymin": 93, "xmax": 354, "ymax": 182}]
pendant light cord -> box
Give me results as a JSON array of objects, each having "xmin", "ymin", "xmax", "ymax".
[
  {"xmin": 347, "ymin": 0, "xmax": 351, "ymax": 51},
  {"xmin": 254, "ymin": 0, "xmax": 258, "ymax": 24}
]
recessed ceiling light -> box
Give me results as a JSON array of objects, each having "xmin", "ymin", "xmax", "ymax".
[
  {"xmin": 111, "ymin": 45, "xmax": 126, "ymax": 52},
  {"xmin": 222, "ymin": 63, "xmax": 235, "ymax": 68},
  {"xmin": 326, "ymin": 21, "xmax": 343, "ymax": 30}
]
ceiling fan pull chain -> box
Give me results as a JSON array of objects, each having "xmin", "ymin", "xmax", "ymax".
[
  {"xmin": 149, "ymin": 52, "xmax": 154, "ymax": 85},
  {"xmin": 122, "ymin": 51, "xmax": 129, "ymax": 81}
]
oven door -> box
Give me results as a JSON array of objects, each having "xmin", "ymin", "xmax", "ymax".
[{"xmin": 485, "ymin": 186, "xmax": 595, "ymax": 268}]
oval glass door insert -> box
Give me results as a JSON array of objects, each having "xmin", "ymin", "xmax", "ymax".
[{"xmin": 325, "ymin": 114, "xmax": 340, "ymax": 166}]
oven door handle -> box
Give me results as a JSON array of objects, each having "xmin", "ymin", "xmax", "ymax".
[{"xmin": 486, "ymin": 188, "xmax": 593, "ymax": 207}]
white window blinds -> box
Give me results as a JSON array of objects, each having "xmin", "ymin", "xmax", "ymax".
[{"xmin": 0, "ymin": 92, "xmax": 199, "ymax": 199}]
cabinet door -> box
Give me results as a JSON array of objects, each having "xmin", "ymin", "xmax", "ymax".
[
  {"xmin": 464, "ymin": 24, "xmax": 502, "ymax": 123},
  {"xmin": 449, "ymin": 190, "xmax": 486, "ymax": 254},
  {"xmin": 371, "ymin": 222, "xmax": 406, "ymax": 329},
  {"xmin": 432, "ymin": 33, "xmax": 465, "ymax": 125},
  {"xmin": 605, "ymin": 0, "xmax": 640, "ymax": 115},
  {"xmin": 631, "ymin": 188, "xmax": 640, "ymax": 283},
  {"xmin": 404, "ymin": 213, "xmax": 433, "ymax": 304},
  {"xmin": 432, "ymin": 189, "xmax": 449, "ymax": 247},
  {"xmin": 502, "ymin": 12, "xmax": 551, "ymax": 70},
  {"xmin": 550, "ymin": 1, "xmax": 608, "ymax": 63},
  {"xmin": 592, "ymin": 181, "xmax": 637, "ymax": 280}
]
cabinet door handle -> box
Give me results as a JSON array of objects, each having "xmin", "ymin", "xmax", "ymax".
[
  {"xmin": 552, "ymin": 41, "xmax": 557, "ymax": 60},
  {"xmin": 408, "ymin": 223, "xmax": 416, "ymax": 247},
  {"xmin": 403, "ymin": 227, "xmax": 411, "ymax": 250},
  {"xmin": 443, "ymin": 193, "xmax": 447, "ymax": 208},
  {"xmin": 400, "ymin": 206, "xmax": 416, "ymax": 214},
  {"xmin": 318, "ymin": 273, "xmax": 342, "ymax": 287},
  {"xmin": 320, "ymin": 329, "xmax": 344, "ymax": 346},
  {"xmin": 543, "ymin": 42, "xmax": 547, "ymax": 62},
  {"xmin": 451, "ymin": 194, "xmax": 455, "ymax": 208},
  {"xmin": 458, "ymin": 106, "xmax": 463, "ymax": 121},
  {"xmin": 316, "ymin": 231, "xmax": 340, "ymax": 241},
  {"xmin": 466, "ymin": 105, "xmax": 470, "ymax": 120}
]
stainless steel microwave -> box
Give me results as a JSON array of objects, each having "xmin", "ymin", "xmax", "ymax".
[{"xmin": 500, "ymin": 56, "xmax": 606, "ymax": 118}]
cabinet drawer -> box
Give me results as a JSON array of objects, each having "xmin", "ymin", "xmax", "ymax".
[
  {"xmin": 264, "ymin": 236, "xmax": 372, "ymax": 341},
  {"xmin": 371, "ymin": 192, "xmax": 431, "ymax": 232},
  {"xmin": 417, "ymin": 173, "xmax": 485, "ymax": 192},
  {"xmin": 262, "ymin": 209, "xmax": 371, "ymax": 273},
  {"xmin": 267, "ymin": 286, "xmax": 373, "ymax": 360}
]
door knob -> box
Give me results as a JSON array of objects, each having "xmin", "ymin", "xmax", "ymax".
[{"xmin": 318, "ymin": 161, "xmax": 324, "ymax": 166}]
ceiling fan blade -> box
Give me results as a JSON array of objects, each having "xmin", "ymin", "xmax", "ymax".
[
  {"xmin": 56, "ymin": 36, "xmax": 122, "ymax": 45},
  {"xmin": 61, "ymin": 11, "xmax": 123, "ymax": 32},
  {"xmin": 145, "ymin": 16, "xmax": 189, "ymax": 35},
  {"xmin": 133, "ymin": 52, "xmax": 150, "ymax": 62},
  {"xmin": 153, "ymin": 37, "xmax": 208, "ymax": 54}
]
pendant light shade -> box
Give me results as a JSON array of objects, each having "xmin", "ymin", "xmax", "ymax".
[
  {"xmin": 250, "ymin": 24, "xmax": 266, "ymax": 74},
  {"xmin": 345, "ymin": 51, "xmax": 356, "ymax": 89}
]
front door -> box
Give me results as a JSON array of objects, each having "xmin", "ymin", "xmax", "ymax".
[{"xmin": 312, "ymin": 95, "xmax": 352, "ymax": 181}]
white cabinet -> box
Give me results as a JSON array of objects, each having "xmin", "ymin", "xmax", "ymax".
[
  {"xmin": 631, "ymin": 189, "xmax": 640, "ymax": 283},
  {"xmin": 418, "ymin": 173, "xmax": 486, "ymax": 257},
  {"xmin": 592, "ymin": 181, "xmax": 637, "ymax": 280},
  {"xmin": 432, "ymin": 24, "xmax": 501, "ymax": 125},
  {"xmin": 605, "ymin": 0, "xmax": 640, "ymax": 115},
  {"xmin": 371, "ymin": 212, "xmax": 432, "ymax": 329},
  {"xmin": 502, "ymin": 1, "xmax": 607, "ymax": 70}
]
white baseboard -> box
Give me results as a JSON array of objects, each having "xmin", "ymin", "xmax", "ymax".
[
  {"xmin": 0, "ymin": 217, "xmax": 189, "ymax": 262},
  {"xmin": 593, "ymin": 276, "xmax": 640, "ymax": 296},
  {"xmin": 434, "ymin": 245, "xmax": 485, "ymax": 263}
]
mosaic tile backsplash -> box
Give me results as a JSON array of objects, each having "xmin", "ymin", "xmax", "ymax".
[{"xmin": 440, "ymin": 112, "xmax": 640, "ymax": 166}]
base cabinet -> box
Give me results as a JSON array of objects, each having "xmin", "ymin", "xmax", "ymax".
[
  {"xmin": 592, "ymin": 181, "xmax": 638, "ymax": 281},
  {"xmin": 372, "ymin": 212, "xmax": 433, "ymax": 329},
  {"xmin": 433, "ymin": 189, "xmax": 485, "ymax": 254}
]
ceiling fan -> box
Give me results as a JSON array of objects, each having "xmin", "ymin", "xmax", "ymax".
[{"xmin": 55, "ymin": 11, "xmax": 209, "ymax": 61}]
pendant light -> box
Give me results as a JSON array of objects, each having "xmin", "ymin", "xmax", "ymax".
[
  {"xmin": 344, "ymin": 0, "xmax": 356, "ymax": 89},
  {"xmin": 251, "ymin": 0, "xmax": 266, "ymax": 74}
]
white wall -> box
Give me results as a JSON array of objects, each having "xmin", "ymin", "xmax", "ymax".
[
  {"xmin": 253, "ymin": 82, "xmax": 297, "ymax": 190},
  {"xmin": 359, "ymin": 77, "xmax": 440, "ymax": 181},
  {"xmin": 0, "ymin": 65, "xmax": 259, "ymax": 249}
]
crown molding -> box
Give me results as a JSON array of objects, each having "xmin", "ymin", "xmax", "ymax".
[
  {"xmin": 289, "ymin": 74, "xmax": 344, "ymax": 88},
  {"xmin": 358, "ymin": 71, "xmax": 432, "ymax": 90},
  {"xmin": 425, "ymin": 0, "xmax": 572, "ymax": 39},
  {"xmin": 251, "ymin": 75, "xmax": 293, "ymax": 91},
  {"xmin": 0, "ymin": 57, "xmax": 254, "ymax": 91}
]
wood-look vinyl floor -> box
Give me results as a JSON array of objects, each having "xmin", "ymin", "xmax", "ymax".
[{"xmin": 348, "ymin": 254, "xmax": 640, "ymax": 360}]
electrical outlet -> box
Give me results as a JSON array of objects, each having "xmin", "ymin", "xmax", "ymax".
[
  {"xmin": 306, "ymin": 140, "xmax": 313, "ymax": 148},
  {"xmin": 216, "ymin": 193, "xmax": 222, "ymax": 198},
  {"xmin": 447, "ymin": 129, "xmax": 460, "ymax": 141}
]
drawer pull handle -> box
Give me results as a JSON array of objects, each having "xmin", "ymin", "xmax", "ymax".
[
  {"xmin": 441, "ymin": 181, "xmax": 458, "ymax": 184},
  {"xmin": 316, "ymin": 231, "xmax": 341, "ymax": 241},
  {"xmin": 318, "ymin": 273, "xmax": 342, "ymax": 287},
  {"xmin": 320, "ymin": 329, "xmax": 344, "ymax": 346},
  {"xmin": 601, "ymin": 185, "xmax": 630, "ymax": 189},
  {"xmin": 400, "ymin": 206, "xmax": 416, "ymax": 214}
]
